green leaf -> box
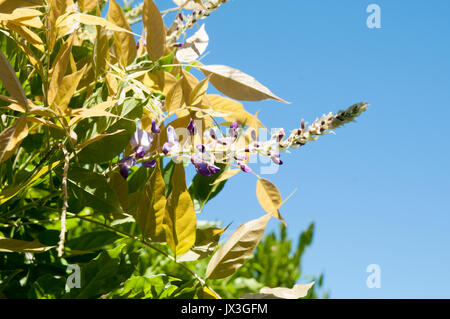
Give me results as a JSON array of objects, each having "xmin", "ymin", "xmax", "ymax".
[
  {"xmin": 66, "ymin": 246, "xmax": 135, "ymax": 298},
  {"xmin": 27, "ymin": 274, "xmax": 66, "ymax": 299},
  {"xmin": 66, "ymin": 167, "xmax": 123, "ymax": 216},
  {"xmin": 188, "ymin": 163, "xmax": 228, "ymax": 212},
  {"xmin": 67, "ymin": 231, "xmax": 122, "ymax": 252},
  {"xmin": 77, "ymin": 98, "xmax": 142, "ymax": 163}
]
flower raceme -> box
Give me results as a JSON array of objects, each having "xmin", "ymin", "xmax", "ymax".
[{"xmin": 117, "ymin": 102, "xmax": 368, "ymax": 179}]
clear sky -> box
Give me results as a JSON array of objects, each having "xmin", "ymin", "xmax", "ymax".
[{"xmin": 130, "ymin": 0, "xmax": 450, "ymax": 298}]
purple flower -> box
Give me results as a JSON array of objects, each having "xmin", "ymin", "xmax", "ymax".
[
  {"xmin": 239, "ymin": 163, "xmax": 252, "ymax": 173},
  {"xmin": 162, "ymin": 125, "xmax": 179, "ymax": 155},
  {"xmin": 187, "ymin": 119, "xmax": 197, "ymax": 135},
  {"xmin": 130, "ymin": 129, "xmax": 152, "ymax": 159},
  {"xmin": 272, "ymin": 128, "xmax": 285, "ymax": 142},
  {"xmin": 143, "ymin": 159, "xmax": 157, "ymax": 168},
  {"xmin": 151, "ymin": 120, "xmax": 160, "ymax": 134},
  {"xmin": 191, "ymin": 156, "xmax": 221, "ymax": 177},
  {"xmin": 270, "ymin": 152, "xmax": 283, "ymax": 165},
  {"xmin": 173, "ymin": 42, "xmax": 184, "ymax": 48},
  {"xmin": 228, "ymin": 121, "xmax": 239, "ymax": 139},
  {"xmin": 196, "ymin": 144, "xmax": 206, "ymax": 153},
  {"xmin": 207, "ymin": 164, "xmax": 221, "ymax": 174},
  {"xmin": 119, "ymin": 156, "xmax": 136, "ymax": 179}
]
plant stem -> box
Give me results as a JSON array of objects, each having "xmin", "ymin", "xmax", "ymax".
[{"xmin": 68, "ymin": 213, "xmax": 221, "ymax": 298}]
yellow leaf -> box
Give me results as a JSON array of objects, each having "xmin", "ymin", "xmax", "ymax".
[
  {"xmin": 67, "ymin": 100, "xmax": 117, "ymax": 126},
  {"xmin": 4, "ymin": 21, "xmax": 44, "ymax": 51},
  {"xmin": 0, "ymin": 116, "xmax": 28, "ymax": 164},
  {"xmin": 163, "ymin": 163, "xmax": 196, "ymax": 257},
  {"xmin": 143, "ymin": 0, "xmax": 166, "ymax": 62},
  {"xmin": 135, "ymin": 162, "xmax": 167, "ymax": 241},
  {"xmin": 93, "ymin": 25, "xmax": 108, "ymax": 76},
  {"xmin": 198, "ymin": 64, "xmax": 289, "ymax": 103},
  {"xmin": 108, "ymin": 0, "xmax": 136, "ymax": 67},
  {"xmin": 107, "ymin": 170, "xmax": 128, "ymax": 212},
  {"xmin": 256, "ymin": 178, "xmax": 286, "ymax": 224},
  {"xmin": 0, "ymin": 8, "xmax": 43, "ymax": 28},
  {"xmin": 142, "ymin": 71, "xmax": 177, "ymax": 96},
  {"xmin": 206, "ymin": 214, "xmax": 271, "ymax": 280},
  {"xmin": 78, "ymin": 0, "xmax": 99, "ymax": 12},
  {"xmin": 175, "ymin": 24, "xmax": 208, "ymax": 63},
  {"xmin": 68, "ymin": 13, "xmax": 139, "ymax": 35},
  {"xmin": 258, "ymin": 282, "xmax": 315, "ymax": 299},
  {"xmin": 165, "ymin": 78, "xmax": 184, "ymax": 114},
  {"xmin": 178, "ymin": 226, "xmax": 228, "ymax": 262},
  {"xmin": 48, "ymin": 33, "xmax": 74, "ymax": 107},
  {"xmin": 0, "ymin": 51, "xmax": 28, "ymax": 110},
  {"xmin": 197, "ymin": 286, "xmax": 220, "ymax": 299},
  {"xmin": 0, "ymin": 237, "xmax": 54, "ymax": 253},
  {"xmin": 189, "ymin": 74, "xmax": 210, "ymax": 106},
  {"xmin": 0, "ymin": 161, "xmax": 62, "ymax": 204},
  {"xmin": 0, "ymin": 0, "xmax": 43, "ymax": 14},
  {"xmin": 207, "ymin": 94, "xmax": 263, "ymax": 127},
  {"xmin": 48, "ymin": 0, "xmax": 67, "ymax": 49},
  {"xmin": 210, "ymin": 168, "xmax": 240, "ymax": 185},
  {"xmin": 53, "ymin": 64, "xmax": 86, "ymax": 113}
]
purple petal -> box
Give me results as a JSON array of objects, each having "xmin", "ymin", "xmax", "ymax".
[
  {"xmin": 187, "ymin": 119, "xmax": 197, "ymax": 135},
  {"xmin": 151, "ymin": 120, "xmax": 161, "ymax": 134},
  {"xmin": 120, "ymin": 165, "xmax": 130, "ymax": 179},
  {"xmin": 135, "ymin": 146, "xmax": 146, "ymax": 159},
  {"xmin": 239, "ymin": 164, "xmax": 252, "ymax": 173},
  {"xmin": 230, "ymin": 121, "xmax": 239, "ymax": 129},
  {"xmin": 167, "ymin": 126, "xmax": 178, "ymax": 144},
  {"xmin": 143, "ymin": 160, "xmax": 157, "ymax": 168},
  {"xmin": 162, "ymin": 142, "xmax": 171, "ymax": 155},
  {"xmin": 207, "ymin": 164, "xmax": 221, "ymax": 174}
]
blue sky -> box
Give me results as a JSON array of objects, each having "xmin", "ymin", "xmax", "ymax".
[{"xmin": 131, "ymin": 1, "xmax": 450, "ymax": 298}]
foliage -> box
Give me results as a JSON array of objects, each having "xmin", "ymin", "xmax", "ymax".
[{"xmin": 0, "ymin": 0, "xmax": 368, "ymax": 299}]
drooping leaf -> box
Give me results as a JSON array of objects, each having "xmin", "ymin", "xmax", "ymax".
[
  {"xmin": 256, "ymin": 178, "xmax": 286, "ymax": 224},
  {"xmin": 163, "ymin": 163, "xmax": 196, "ymax": 257},
  {"xmin": 53, "ymin": 64, "xmax": 86, "ymax": 113},
  {"xmin": 0, "ymin": 236, "xmax": 54, "ymax": 253},
  {"xmin": 143, "ymin": 0, "xmax": 166, "ymax": 62},
  {"xmin": 0, "ymin": 161, "xmax": 61, "ymax": 204},
  {"xmin": 165, "ymin": 78, "xmax": 184, "ymax": 114},
  {"xmin": 0, "ymin": 50, "xmax": 28, "ymax": 110},
  {"xmin": 196, "ymin": 286, "xmax": 220, "ymax": 299},
  {"xmin": 107, "ymin": 170, "xmax": 128, "ymax": 212},
  {"xmin": 48, "ymin": 33, "xmax": 74, "ymax": 107},
  {"xmin": 0, "ymin": 115, "xmax": 28, "ymax": 164},
  {"xmin": 206, "ymin": 214, "xmax": 271, "ymax": 280},
  {"xmin": 93, "ymin": 25, "xmax": 108, "ymax": 77},
  {"xmin": 189, "ymin": 74, "xmax": 210, "ymax": 106},
  {"xmin": 134, "ymin": 162, "xmax": 167, "ymax": 241},
  {"xmin": 108, "ymin": 0, "xmax": 136, "ymax": 67},
  {"xmin": 198, "ymin": 64, "xmax": 288, "ymax": 103},
  {"xmin": 175, "ymin": 24, "xmax": 209, "ymax": 63}
]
